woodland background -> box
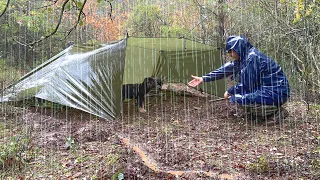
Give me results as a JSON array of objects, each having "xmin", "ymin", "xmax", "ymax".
[{"xmin": 0, "ymin": 0, "xmax": 320, "ymax": 179}]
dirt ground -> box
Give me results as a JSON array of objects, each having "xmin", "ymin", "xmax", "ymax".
[{"xmin": 0, "ymin": 83, "xmax": 320, "ymax": 179}]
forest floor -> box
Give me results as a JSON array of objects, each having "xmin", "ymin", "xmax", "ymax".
[{"xmin": 0, "ymin": 83, "xmax": 320, "ymax": 179}]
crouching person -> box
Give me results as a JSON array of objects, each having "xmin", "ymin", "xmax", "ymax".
[{"xmin": 188, "ymin": 36, "xmax": 290, "ymax": 122}]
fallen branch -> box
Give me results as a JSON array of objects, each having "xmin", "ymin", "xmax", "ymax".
[
  {"xmin": 118, "ymin": 134, "xmax": 237, "ymax": 178},
  {"xmin": 208, "ymin": 97, "xmax": 225, "ymax": 102}
]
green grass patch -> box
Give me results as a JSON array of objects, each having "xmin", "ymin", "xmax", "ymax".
[
  {"xmin": 0, "ymin": 134, "xmax": 32, "ymax": 172},
  {"xmin": 246, "ymin": 155, "xmax": 269, "ymax": 174}
]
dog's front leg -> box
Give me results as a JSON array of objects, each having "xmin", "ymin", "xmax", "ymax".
[
  {"xmin": 137, "ymin": 95, "xmax": 146, "ymax": 113},
  {"xmin": 139, "ymin": 104, "xmax": 146, "ymax": 113}
]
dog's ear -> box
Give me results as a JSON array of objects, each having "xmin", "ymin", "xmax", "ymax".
[{"xmin": 142, "ymin": 77, "xmax": 150, "ymax": 86}]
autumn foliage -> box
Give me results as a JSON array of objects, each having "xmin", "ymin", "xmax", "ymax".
[{"xmin": 83, "ymin": 1, "xmax": 127, "ymax": 42}]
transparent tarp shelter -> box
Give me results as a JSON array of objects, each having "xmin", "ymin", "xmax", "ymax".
[{"xmin": 1, "ymin": 37, "xmax": 226, "ymax": 120}]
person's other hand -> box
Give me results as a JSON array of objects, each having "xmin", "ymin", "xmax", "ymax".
[
  {"xmin": 224, "ymin": 91, "xmax": 231, "ymax": 100},
  {"xmin": 187, "ymin": 75, "xmax": 203, "ymax": 87}
]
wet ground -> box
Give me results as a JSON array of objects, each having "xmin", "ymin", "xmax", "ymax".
[{"xmin": 0, "ymin": 84, "xmax": 319, "ymax": 179}]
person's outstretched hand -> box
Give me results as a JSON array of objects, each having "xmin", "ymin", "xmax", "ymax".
[
  {"xmin": 187, "ymin": 75, "xmax": 203, "ymax": 87},
  {"xmin": 224, "ymin": 91, "xmax": 231, "ymax": 100}
]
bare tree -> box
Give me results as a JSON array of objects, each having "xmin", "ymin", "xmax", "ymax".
[{"xmin": 192, "ymin": 0, "xmax": 226, "ymax": 47}]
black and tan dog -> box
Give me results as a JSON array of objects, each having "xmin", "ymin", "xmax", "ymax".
[{"xmin": 122, "ymin": 77, "xmax": 163, "ymax": 113}]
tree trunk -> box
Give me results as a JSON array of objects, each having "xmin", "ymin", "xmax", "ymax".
[{"xmin": 217, "ymin": 0, "xmax": 225, "ymax": 49}]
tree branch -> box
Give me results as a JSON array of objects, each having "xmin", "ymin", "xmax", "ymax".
[
  {"xmin": 106, "ymin": 0, "xmax": 113, "ymax": 20},
  {"xmin": 192, "ymin": 0, "xmax": 218, "ymax": 17},
  {"xmin": 14, "ymin": 0, "xmax": 70, "ymax": 48},
  {"xmin": 0, "ymin": 0, "xmax": 10, "ymax": 18},
  {"xmin": 64, "ymin": 0, "xmax": 87, "ymax": 39},
  {"xmin": 289, "ymin": 49, "xmax": 305, "ymax": 74},
  {"xmin": 260, "ymin": 1, "xmax": 294, "ymax": 31},
  {"xmin": 288, "ymin": 49, "xmax": 320, "ymax": 88}
]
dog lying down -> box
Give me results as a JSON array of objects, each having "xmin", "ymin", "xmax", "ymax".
[{"xmin": 122, "ymin": 77, "xmax": 163, "ymax": 113}]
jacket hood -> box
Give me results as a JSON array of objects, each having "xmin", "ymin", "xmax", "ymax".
[{"xmin": 225, "ymin": 36, "xmax": 253, "ymax": 61}]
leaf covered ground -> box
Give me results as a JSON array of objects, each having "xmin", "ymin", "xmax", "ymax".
[{"xmin": 0, "ymin": 84, "xmax": 319, "ymax": 179}]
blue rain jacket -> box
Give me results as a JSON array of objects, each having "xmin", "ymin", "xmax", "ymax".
[{"xmin": 202, "ymin": 36, "xmax": 290, "ymax": 106}]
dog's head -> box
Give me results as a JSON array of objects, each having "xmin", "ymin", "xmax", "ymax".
[
  {"xmin": 142, "ymin": 77, "xmax": 163, "ymax": 90},
  {"xmin": 154, "ymin": 77, "xmax": 163, "ymax": 89}
]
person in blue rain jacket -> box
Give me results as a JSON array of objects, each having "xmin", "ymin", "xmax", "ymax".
[{"xmin": 188, "ymin": 36, "xmax": 290, "ymax": 121}]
